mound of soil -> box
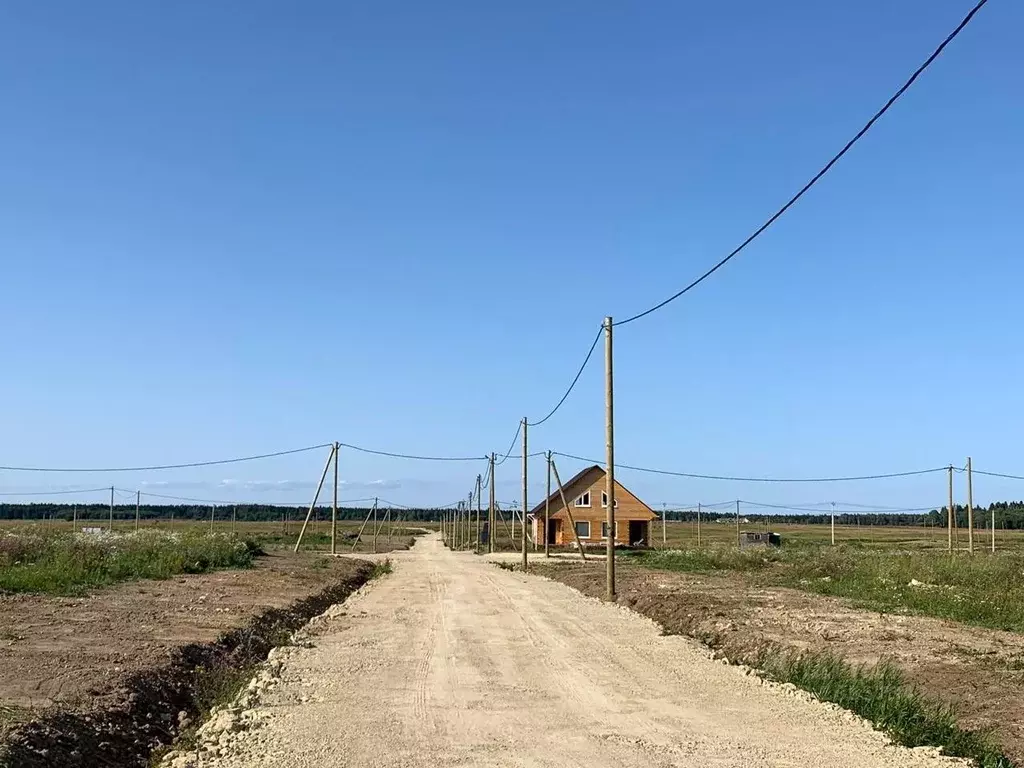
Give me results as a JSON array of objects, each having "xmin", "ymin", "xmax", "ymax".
[{"xmin": 0, "ymin": 555, "xmax": 374, "ymax": 768}]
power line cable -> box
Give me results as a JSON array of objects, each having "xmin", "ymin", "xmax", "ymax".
[
  {"xmin": 527, "ymin": 325, "xmax": 603, "ymax": 427},
  {"xmin": 0, "ymin": 443, "xmax": 333, "ymax": 473},
  {"xmin": 551, "ymin": 451, "xmax": 947, "ymax": 483},
  {"xmin": 494, "ymin": 421, "xmax": 523, "ymax": 466},
  {"xmin": 614, "ymin": 0, "xmax": 990, "ymax": 327},
  {"xmin": 0, "ymin": 486, "xmax": 113, "ymax": 498},
  {"xmin": 972, "ymin": 469, "xmax": 1024, "ymax": 481},
  {"xmin": 131, "ymin": 488, "xmax": 376, "ymax": 506},
  {"xmin": 338, "ymin": 442, "xmax": 483, "ymax": 462}
]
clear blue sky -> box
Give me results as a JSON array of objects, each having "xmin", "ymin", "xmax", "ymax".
[{"xmin": 1, "ymin": 1, "xmax": 1020, "ymax": 511}]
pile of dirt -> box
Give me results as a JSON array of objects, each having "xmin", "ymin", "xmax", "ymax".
[
  {"xmin": 532, "ymin": 560, "xmax": 1024, "ymax": 764},
  {"xmin": 0, "ymin": 558, "xmax": 374, "ymax": 768}
]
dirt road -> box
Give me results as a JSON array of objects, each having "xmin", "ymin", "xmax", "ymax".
[{"xmin": 190, "ymin": 536, "xmax": 961, "ymax": 767}]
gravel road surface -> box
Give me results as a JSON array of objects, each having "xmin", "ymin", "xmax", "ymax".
[{"xmin": 189, "ymin": 535, "xmax": 961, "ymax": 767}]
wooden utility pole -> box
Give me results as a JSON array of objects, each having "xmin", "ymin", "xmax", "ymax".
[
  {"xmin": 476, "ymin": 474, "xmax": 482, "ymax": 552},
  {"xmin": 109, "ymin": 486, "xmax": 114, "ymax": 532},
  {"xmin": 232, "ymin": 505, "xmax": 237, "ymax": 534},
  {"xmin": 135, "ymin": 490, "xmax": 141, "ymax": 532},
  {"xmin": 294, "ymin": 444, "xmax": 336, "ymax": 552},
  {"xmin": 372, "ymin": 496, "xmax": 379, "ymax": 553},
  {"xmin": 521, "ymin": 418, "xmax": 528, "ymax": 571},
  {"xmin": 697, "ymin": 502, "xmax": 702, "ymax": 547},
  {"xmin": 210, "ymin": 504, "xmax": 215, "ymax": 532},
  {"xmin": 351, "ymin": 500, "xmax": 376, "ymax": 552},
  {"xmin": 947, "ymin": 466, "xmax": 954, "ymax": 552},
  {"xmin": 550, "ymin": 459, "xmax": 587, "ymax": 559},
  {"xmin": 544, "ymin": 452, "xmax": 552, "ymax": 557},
  {"xmin": 604, "ymin": 316, "xmax": 615, "ymax": 602},
  {"xmin": 830, "ymin": 502, "xmax": 836, "ymax": 546},
  {"xmin": 73, "ymin": 504, "xmax": 78, "ymax": 530},
  {"xmin": 489, "ymin": 453, "xmax": 496, "ymax": 553},
  {"xmin": 967, "ymin": 457, "xmax": 974, "ymax": 553},
  {"xmin": 991, "ymin": 508, "xmax": 996, "ymax": 554},
  {"xmin": 332, "ymin": 441, "xmax": 339, "ymax": 555},
  {"xmin": 662, "ymin": 503, "xmax": 667, "ymax": 547},
  {"xmin": 736, "ymin": 500, "xmax": 741, "ymax": 551}
]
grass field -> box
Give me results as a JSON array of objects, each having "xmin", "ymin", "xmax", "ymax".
[
  {"xmin": 0, "ymin": 518, "xmax": 422, "ymax": 595},
  {"xmin": 620, "ymin": 521, "xmax": 1024, "ymax": 633}
]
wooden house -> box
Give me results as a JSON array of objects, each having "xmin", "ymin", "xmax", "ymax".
[{"xmin": 528, "ymin": 465, "xmax": 657, "ymax": 547}]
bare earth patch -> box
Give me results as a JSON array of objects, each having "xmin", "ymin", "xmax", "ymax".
[{"xmin": 532, "ymin": 560, "xmax": 1024, "ymax": 764}]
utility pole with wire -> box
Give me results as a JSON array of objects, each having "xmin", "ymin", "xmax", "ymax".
[
  {"xmin": 521, "ymin": 417, "xmax": 528, "ymax": 571},
  {"xmin": 947, "ymin": 466, "xmax": 954, "ymax": 552},
  {"xmin": 476, "ymin": 474, "xmax": 482, "ymax": 552},
  {"xmin": 545, "ymin": 451, "xmax": 552, "ymax": 557},
  {"xmin": 831, "ymin": 502, "xmax": 836, "ymax": 546},
  {"xmin": 967, "ymin": 457, "xmax": 974, "ymax": 553},
  {"xmin": 135, "ymin": 490, "xmax": 141, "ymax": 532},
  {"xmin": 604, "ymin": 316, "xmax": 615, "ymax": 602},
  {"xmin": 662, "ymin": 503, "xmax": 667, "ymax": 547},
  {"xmin": 109, "ymin": 486, "xmax": 114, "ymax": 532},
  {"xmin": 489, "ymin": 453, "xmax": 496, "ymax": 553},
  {"xmin": 332, "ymin": 441, "xmax": 339, "ymax": 555},
  {"xmin": 735, "ymin": 500, "xmax": 741, "ymax": 551}
]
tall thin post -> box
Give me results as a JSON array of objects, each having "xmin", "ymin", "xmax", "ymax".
[
  {"xmin": 830, "ymin": 502, "xmax": 836, "ymax": 546},
  {"xmin": 135, "ymin": 490, "xmax": 141, "ymax": 532},
  {"xmin": 489, "ymin": 453, "xmax": 496, "ymax": 553},
  {"xmin": 294, "ymin": 444, "xmax": 337, "ymax": 552},
  {"xmin": 521, "ymin": 417, "xmax": 528, "ymax": 571},
  {"xmin": 73, "ymin": 504, "xmax": 78, "ymax": 530},
  {"xmin": 604, "ymin": 316, "xmax": 615, "ymax": 602},
  {"xmin": 476, "ymin": 474, "xmax": 482, "ymax": 552},
  {"xmin": 544, "ymin": 452, "xmax": 552, "ymax": 557},
  {"xmin": 232, "ymin": 505, "xmax": 237, "ymax": 534},
  {"xmin": 736, "ymin": 500, "xmax": 741, "ymax": 551},
  {"xmin": 210, "ymin": 504, "xmax": 215, "ymax": 532},
  {"xmin": 467, "ymin": 493, "xmax": 473, "ymax": 550},
  {"xmin": 947, "ymin": 466, "xmax": 954, "ymax": 552},
  {"xmin": 331, "ymin": 441, "xmax": 339, "ymax": 555},
  {"xmin": 697, "ymin": 503, "xmax": 702, "ymax": 547},
  {"xmin": 991, "ymin": 507, "xmax": 996, "ymax": 554},
  {"xmin": 550, "ymin": 459, "xmax": 588, "ymax": 559},
  {"xmin": 372, "ymin": 496, "xmax": 379, "ymax": 553},
  {"xmin": 662, "ymin": 503, "xmax": 667, "ymax": 547},
  {"xmin": 109, "ymin": 486, "xmax": 114, "ymax": 532},
  {"xmin": 967, "ymin": 457, "xmax": 974, "ymax": 553}
]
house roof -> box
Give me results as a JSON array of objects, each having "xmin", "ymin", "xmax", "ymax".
[{"xmin": 528, "ymin": 464, "xmax": 654, "ymax": 517}]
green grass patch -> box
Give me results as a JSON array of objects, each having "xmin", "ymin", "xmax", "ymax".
[
  {"xmin": 757, "ymin": 650, "xmax": 1010, "ymax": 767},
  {"xmin": 624, "ymin": 546, "xmax": 1024, "ymax": 633},
  {"xmin": 0, "ymin": 530, "xmax": 257, "ymax": 595}
]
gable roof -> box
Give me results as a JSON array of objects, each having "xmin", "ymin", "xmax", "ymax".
[{"xmin": 528, "ymin": 464, "xmax": 654, "ymax": 517}]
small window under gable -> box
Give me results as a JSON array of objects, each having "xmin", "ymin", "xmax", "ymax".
[
  {"xmin": 600, "ymin": 491, "xmax": 619, "ymax": 508},
  {"xmin": 575, "ymin": 491, "xmax": 591, "ymax": 507}
]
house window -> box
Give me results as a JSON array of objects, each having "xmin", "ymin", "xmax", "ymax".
[
  {"xmin": 575, "ymin": 492, "xmax": 591, "ymax": 507},
  {"xmin": 601, "ymin": 522, "xmax": 620, "ymax": 539},
  {"xmin": 575, "ymin": 520, "xmax": 591, "ymax": 539},
  {"xmin": 600, "ymin": 491, "xmax": 619, "ymax": 508}
]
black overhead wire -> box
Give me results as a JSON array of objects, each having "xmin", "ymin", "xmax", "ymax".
[
  {"xmin": 0, "ymin": 444, "xmax": 333, "ymax": 473},
  {"xmin": 972, "ymin": 469, "xmax": 1024, "ymax": 481},
  {"xmin": 494, "ymin": 421, "xmax": 523, "ymax": 466},
  {"xmin": 551, "ymin": 451, "xmax": 948, "ymax": 483},
  {"xmin": 0, "ymin": 486, "xmax": 113, "ymax": 497},
  {"xmin": 527, "ymin": 325, "xmax": 603, "ymax": 427},
  {"xmin": 338, "ymin": 442, "xmax": 483, "ymax": 462},
  {"xmin": 613, "ymin": 0, "xmax": 990, "ymax": 328}
]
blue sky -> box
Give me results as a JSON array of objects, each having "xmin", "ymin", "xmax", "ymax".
[{"xmin": 1, "ymin": 1, "xmax": 1020, "ymax": 511}]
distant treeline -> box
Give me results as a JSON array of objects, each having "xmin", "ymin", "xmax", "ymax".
[
  {"xmin": 7, "ymin": 501, "xmax": 1024, "ymax": 529},
  {"xmin": 666, "ymin": 501, "xmax": 1024, "ymax": 530},
  {"xmin": 0, "ymin": 503, "xmax": 453, "ymax": 523}
]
